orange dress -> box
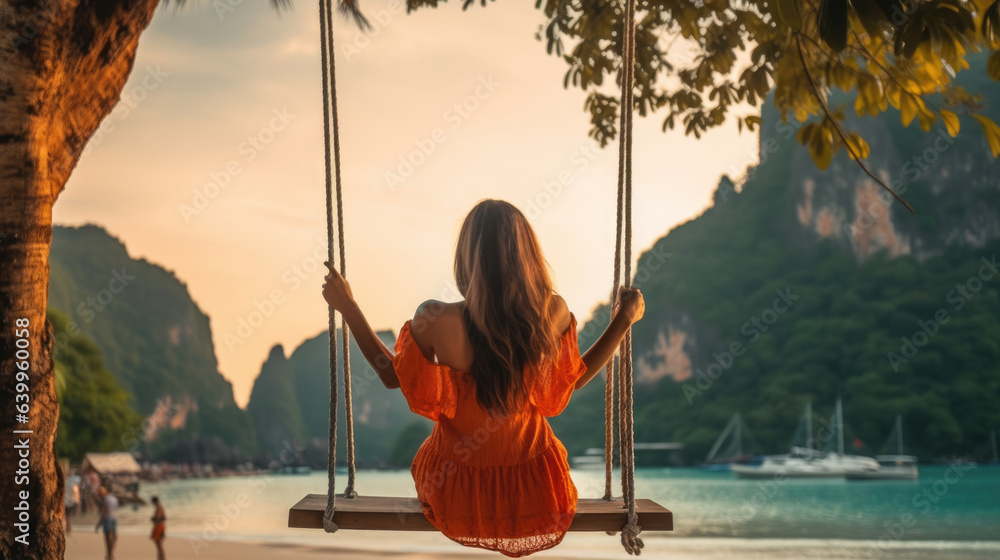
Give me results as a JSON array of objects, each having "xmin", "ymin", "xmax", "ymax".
[{"xmin": 392, "ymin": 313, "xmax": 588, "ymax": 557}]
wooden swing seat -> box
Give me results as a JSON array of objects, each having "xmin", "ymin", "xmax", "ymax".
[{"xmin": 288, "ymin": 494, "xmax": 672, "ymax": 532}]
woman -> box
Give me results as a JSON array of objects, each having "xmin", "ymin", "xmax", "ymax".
[
  {"xmin": 322, "ymin": 199, "xmax": 643, "ymax": 557},
  {"xmin": 150, "ymin": 496, "xmax": 166, "ymax": 560}
]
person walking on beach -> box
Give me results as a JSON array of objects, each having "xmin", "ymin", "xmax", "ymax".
[
  {"xmin": 95, "ymin": 487, "xmax": 119, "ymax": 560},
  {"xmin": 64, "ymin": 472, "xmax": 80, "ymax": 534},
  {"xmin": 150, "ymin": 496, "xmax": 167, "ymax": 560},
  {"xmin": 322, "ymin": 199, "xmax": 644, "ymax": 557}
]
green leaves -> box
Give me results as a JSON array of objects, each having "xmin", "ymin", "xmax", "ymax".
[
  {"xmin": 774, "ymin": 0, "xmax": 802, "ymax": 29},
  {"xmin": 466, "ymin": 0, "xmax": 1000, "ymax": 165},
  {"xmin": 940, "ymin": 109, "xmax": 961, "ymax": 137},
  {"xmin": 797, "ymin": 120, "xmax": 836, "ymax": 169},
  {"xmin": 989, "ymin": 51, "xmax": 1000, "ymax": 81},
  {"xmin": 849, "ymin": 0, "xmax": 897, "ymax": 39},
  {"xmin": 819, "ymin": 0, "xmax": 850, "ymax": 52},
  {"xmin": 981, "ymin": 0, "xmax": 1000, "ymax": 49},
  {"xmin": 795, "ymin": 115, "xmax": 871, "ymax": 169},
  {"xmin": 973, "ymin": 114, "xmax": 1000, "ymax": 156}
]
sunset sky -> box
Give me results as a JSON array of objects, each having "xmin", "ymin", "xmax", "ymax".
[{"xmin": 53, "ymin": 0, "xmax": 760, "ymax": 406}]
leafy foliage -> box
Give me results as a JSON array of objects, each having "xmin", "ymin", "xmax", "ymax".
[
  {"xmin": 389, "ymin": 421, "xmax": 433, "ymax": 467},
  {"xmin": 551, "ymin": 62, "xmax": 1000, "ymax": 465},
  {"xmin": 246, "ymin": 329, "xmax": 426, "ymax": 468},
  {"xmin": 50, "ymin": 309, "xmax": 142, "ymax": 463},
  {"xmin": 48, "ymin": 225, "xmax": 257, "ymax": 456},
  {"xmin": 398, "ymin": 0, "xmax": 1000, "ymax": 205}
]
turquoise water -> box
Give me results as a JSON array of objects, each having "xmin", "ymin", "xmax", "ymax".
[{"xmin": 98, "ymin": 466, "xmax": 1000, "ymax": 558}]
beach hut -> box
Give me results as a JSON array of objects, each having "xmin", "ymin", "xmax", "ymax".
[
  {"xmin": 81, "ymin": 452, "xmax": 142, "ymax": 475},
  {"xmin": 81, "ymin": 453, "xmax": 145, "ymax": 505}
]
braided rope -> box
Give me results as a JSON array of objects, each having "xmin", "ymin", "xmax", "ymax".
[
  {"xmin": 319, "ymin": 0, "xmax": 358, "ymax": 533},
  {"xmin": 613, "ymin": 0, "xmax": 642, "ymax": 554},
  {"xmin": 326, "ymin": 0, "xmax": 358, "ymax": 499}
]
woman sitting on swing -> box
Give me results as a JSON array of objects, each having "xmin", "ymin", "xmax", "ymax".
[{"xmin": 322, "ymin": 199, "xmax": 644, "ymax": 557}]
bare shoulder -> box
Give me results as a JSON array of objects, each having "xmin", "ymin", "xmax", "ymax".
[
  {"xmin": 411, "ymin": 300, "xmax": 465, "ymax": 347},
  {"xmin": 411, "ymin": 300, "xmax": 470, "ymax": 369},
  {"xmin": 550, "ymin": 294, "xmax": 572, "ymax": 335}
]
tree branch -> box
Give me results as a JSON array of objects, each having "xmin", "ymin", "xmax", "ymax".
[{"xmin": 795, "ymin": 33, "xmax": 915, "ymax": 213}]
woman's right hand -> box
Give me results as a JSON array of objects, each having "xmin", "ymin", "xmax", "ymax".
[
  {"xmin": 616, "ymin": 287, "xmax": 645, "ymax": 325},
  {"xmin": 322, "ymin": 261, "xmax": 356, "ymax": 312}
]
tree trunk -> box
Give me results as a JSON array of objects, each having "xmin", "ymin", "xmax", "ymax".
[{"xmin": 1, "ymin": 1, "xmax": 159, "ymax": 557}]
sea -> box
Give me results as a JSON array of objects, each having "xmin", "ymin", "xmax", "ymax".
[{"xmin": 98, "ymin": 466, "xmax": 1000, "ymax": 559}]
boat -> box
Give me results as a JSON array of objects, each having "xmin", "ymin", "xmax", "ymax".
[
  {"xmin": 970, "ymin": 431, "xmax": 1000, "ymax": 467},
  {"xmin": 732, "ymin": 400, "xmax": 878, "ymax": 479},
  {"xmin": 700, "ymin": 413, "xmax": 752, "ymax": 471},
  {"xmin": 570, "ymin": 448, "xmax": 607, "ymax": 470},
  {"xmin": 846, "ymin": 415, "xmax": 919, "ymax": 480},
  {"xmin": 987, "ymin": 430, "xmax": 1000, "ymax": 467}
]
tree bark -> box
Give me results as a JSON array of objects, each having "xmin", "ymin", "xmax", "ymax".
[{"xmin": 1, "ymin": 1, "xmax": 160, "ymax": 557}]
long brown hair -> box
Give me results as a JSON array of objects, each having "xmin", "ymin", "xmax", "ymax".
[{"xmin": 455, "ymin": 200, "xmax": 561, "ymax": 415}]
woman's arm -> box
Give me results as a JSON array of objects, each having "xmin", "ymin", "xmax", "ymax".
[
  {"xmin": 322, "ymin": 264, "xmax": 400, "ymax": 389},
  {"xmin": 575, "ymin": 287, "xmax": 645, "ymax": 390}
]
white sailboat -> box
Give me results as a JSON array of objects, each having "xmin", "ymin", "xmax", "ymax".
[
  {"xmin": 701, "ymin": 413, "xmax": 749, "ymax": 471},
  {"xmin": 732, "ymin": 399, "xmax": 878, "ymax": 479},
  {"xmin": 846, "ymin": 414, "xmax": 918, "ymax": 480},
  {"xmin": 980, "ymin": 430, "xmax": 999, "ymax": 467}
]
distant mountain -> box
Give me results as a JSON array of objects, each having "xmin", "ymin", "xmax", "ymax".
[
  {"xmin": 49, "ymin": 225, "xmax": 256, "ymax": 459},
  {"xmin": 50, "ymin": 308, "xmax": 141, "ymax": 463},
  {"xmin": 246, "ymin": 329, "xmax": 430, "ymax": 468},
  {"xmin": 555, "ymin": 54, "xmax": 1000, "ymax": 464}
]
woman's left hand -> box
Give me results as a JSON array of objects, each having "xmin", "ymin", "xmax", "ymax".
[{"xmin": 322, "ymin": 261, "xmax": 355, "ymax": 311}]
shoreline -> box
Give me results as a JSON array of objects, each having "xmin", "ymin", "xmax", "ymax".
[{"xmin": 65, "ymin": 531, "xmax": 1000, "ymax": 560}]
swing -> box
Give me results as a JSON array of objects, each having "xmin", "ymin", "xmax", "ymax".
[{"xmin": 288, "ymin": 0, "xmax": 673, "ymax": 551}]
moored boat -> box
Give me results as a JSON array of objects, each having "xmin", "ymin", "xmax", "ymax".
[
  {"xmin": 733, "ymin": 400, "xmax": 878, "ymax": 479},
  {"xmin": 846, "ymin": 415, "xmax": 920, "ymax": 480}
]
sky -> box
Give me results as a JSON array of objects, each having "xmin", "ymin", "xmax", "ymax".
[{"xmin": 53, "ymin": 0, "xmax": 760, "ymax": 407}]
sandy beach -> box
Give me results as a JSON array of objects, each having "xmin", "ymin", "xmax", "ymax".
[
  {"xmin": 64, "ymin": 532, "xmax": 475, "ymax": 560},
  {"xmin": 65, "ymin": 531, "xmax": 1000, "ymax": 560}
]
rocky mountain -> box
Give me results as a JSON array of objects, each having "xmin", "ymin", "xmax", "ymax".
[
  {"xmin": 47, "ymin": 56, "xmax": 1000, "ymax": 467},
  {"xmin": 780, "ymin": 60, "xmax": 1000, "ymax": 261},
  {"xmin": 49, "ymin": 225, "xmax": 256, "ymax": 459},
  {"xmin": 246, "ymin": 329, "xmax": 429, "ymax": 468},
  {"xmin": 555, "ymin": 54, "xmax": 1000, "ymax": 464}
]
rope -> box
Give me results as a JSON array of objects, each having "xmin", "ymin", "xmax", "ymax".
[
  {"xmin": 328, "ymin": 0, "xmax": 358, "ymax": 499},
  {"xmin": 313, "ymin": 0, "xmax": 637, "ymax": 547},
  {"xmin": 319, "ymin": 0, "xmax": 358, "ymax": 533},
  {"xmin": 612, "ymin": 0, "xmax": 642, "ymax": 554}
]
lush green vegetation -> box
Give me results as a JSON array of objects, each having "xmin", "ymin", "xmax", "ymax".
[
  {"xmin": 554, "ymin": 61, "xmax": 1000, "ymax": 465},
  {"xmin": 245, "ymin": 330, "xmax": 429, "ymax": 468},
  {"xmin": 49, "ymin": 225, "xmax": 256, "ymax": 458},
  {"xmin": 48, "ymin": 57, "xmax": 1000, "ymax": 468},
  {"xmin": 50, "ymin": 309, "xmax": 142, "ymax": 462}
]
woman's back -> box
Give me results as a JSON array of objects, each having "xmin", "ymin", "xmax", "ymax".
[
  {"xmin": 408, "ymin": 297, "xmax": 572, "ymax": 375},
  {"xmin": 320, "ymin": 199, "xmax": 645, "ymax": 557},
  {"xmin": 391, "ymin": 297, "xmax": 586, "ymax": 556}
]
